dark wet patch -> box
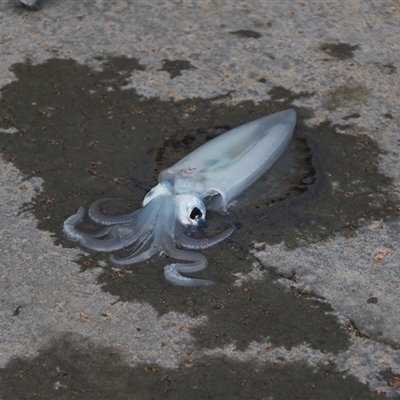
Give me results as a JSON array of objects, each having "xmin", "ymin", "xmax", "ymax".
[
  {"xmin": 375, "ymin": 63, "xmax": 397, "ymax": 75},
  {"xmin": 319, "ymin": 42, "xmax": 360, "ymax": 59},
  {"xmin": 97, "ymin": 55, "xmax": 146, "ymax": 75},
  {"xmin": 1, "ymin": 57, "xmax": 398, "ymax": 351},
  {"xmin": 380, "ymin": 369, "xmax": 400, "ymax": 390},
  {"xmin": 269, "ymin": 86, "xmax": 314, "ymax": 102},
  {"xmin": 325, "ymin": 84, "xmax": 370, "ymax": 110},
  {"xmin": 0, "ymin": 334, "xmax": 387, "ymax": 400},
  {"xmin": 159, "ymin": 59, "xmax": 195, "ymax": 79},
  {"xmin": 12, "ymin": 306, "xmax": 22, "ymax": 316},
  {"xmin": 342, "ymin": 113, "xmax": 361, "ymax": 120},
  {"xmin": 230, "ymin": 29, "xmax": 262, "ymax": 39},
  {"xmin": 367, "ymin": 297, "xmax": 378, "ymax": 304},
  {"xmin": 99, "ymin": 261, "xmax": 350, "ymax": 353}
]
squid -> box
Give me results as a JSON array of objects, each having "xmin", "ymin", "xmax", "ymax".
[{"xmin": 63, "ymin": 109, "xmax": 296, "ymax": 286}]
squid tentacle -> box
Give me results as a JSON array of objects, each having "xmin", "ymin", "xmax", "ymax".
[
  {"xmin": 162, "ymin": 235, "xmax": 215, "ymax": 286},
  {"xmin": 109, "ymin": 227, "xmax": 156, "ymax": 265},
  {"xmin": 121, "ymin": 223, "xmax": 155, "ymax": 253},
  {"xmin": 176, "ymin": 224, "xmax": 235, "ymax": 250},
  {"xmin": 164, "ymin": 263, "xmax": 215, "ymax": 286},
  {"xmin": 63, "ymin": 198, "xmax": 161, "ymax": 252},
  {"xmin": 63, "ymin": 207, "xmax": 112, "ymax": 239},
  {"xmin": 109, "ymin": 196, "xmax": 170, "ymax": 265},
  {"xmin": 88, "ymin": 198, "xmax": 144, "ymax": 226},
  {"xmin": 109, "ymin": 246, "xmax": 158, "ymax": 265}
]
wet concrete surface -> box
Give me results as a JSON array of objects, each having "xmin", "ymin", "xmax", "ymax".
[{"xmin": 1, "ymin": 1, "xmax": 400, "ymax": 399}]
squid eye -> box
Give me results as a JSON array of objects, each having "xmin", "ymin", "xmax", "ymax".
[
  {"xmin": 190, "ymin": 207, "xmax": 202, "ymax": 221},
  {"xmin": 176, "ymin": 194, "xmax": 206, "ymax": 227}
]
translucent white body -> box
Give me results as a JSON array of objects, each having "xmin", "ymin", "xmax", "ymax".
[{"xmin": 160, "ymin": 109, "xmax": 296, "ymax": 210}]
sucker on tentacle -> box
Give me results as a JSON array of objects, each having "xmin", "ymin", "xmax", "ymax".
[{"xmin": 63, "ymin": 109, "xmax": 296, "ymax": 286}]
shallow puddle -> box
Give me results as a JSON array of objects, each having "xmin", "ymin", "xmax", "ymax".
[{"xmin": 0, "ymin": 56, "xmax": 398, "ymax": 355}]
